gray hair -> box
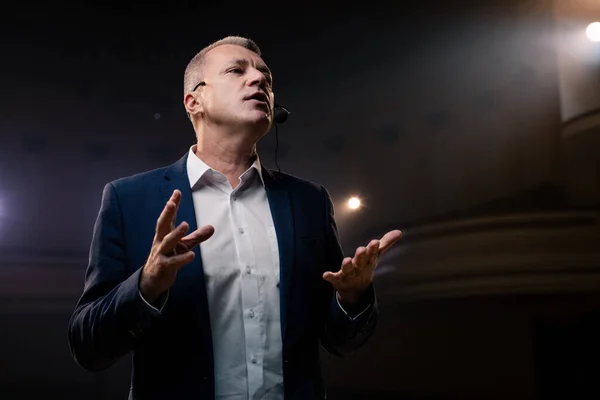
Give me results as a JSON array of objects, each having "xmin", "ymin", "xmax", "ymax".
[{"xmin": 183, "ymin": 36, "xmax": 262, "ymax": 96}]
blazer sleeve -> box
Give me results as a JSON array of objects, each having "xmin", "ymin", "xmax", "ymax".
[
  {"xmin": 67, "ymin": 182, "xmax": 163, "ymax": 371},
  {"xmin": 319, "ymin": 186, "xmax": 379, "ymax": 357}
]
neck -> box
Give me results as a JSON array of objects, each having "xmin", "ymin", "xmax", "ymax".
[{"xmin": 193, "ymin": 124, "xmax": 258, "ymax": 180}]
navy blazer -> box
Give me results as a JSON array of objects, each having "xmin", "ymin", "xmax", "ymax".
[{"xmin": 68, "ymin": 154, "xmax": 378, "ymax": 399}]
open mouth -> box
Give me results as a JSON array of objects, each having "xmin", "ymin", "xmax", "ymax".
[{"xmin": 245, "ymin": 92, "xmax": 269, "ymax": 108}]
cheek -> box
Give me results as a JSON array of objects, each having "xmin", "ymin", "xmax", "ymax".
[{"xmin": 203, "ymin": 94, "xmax": 221, "ymax": 112}]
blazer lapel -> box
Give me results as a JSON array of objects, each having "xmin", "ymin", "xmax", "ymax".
[
  {"xmin": 160, "ymin": 153, "xmax": 214, "ymax": 365},
  {"xmin": 160, "ymin": 154, "xmax": 199, "ymax": 237},
  {"xmin": 262, "ymin": 169, "xmax": 295, "ymax": 341}
]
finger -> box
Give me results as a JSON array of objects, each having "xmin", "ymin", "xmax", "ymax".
[
  {"xmin": 181, "ymin": 225, "xmax": 215, "ymax": 249},
  {"xmin": 171, "ymin": 189, "xmax": 182, "ymax": 204},
  {"xmin": 340, "ymin": 256, "xmax": 355, "ymax": 276},
  {"xmin": 155, "ymin": 190, "xmax": 182, "ymax": 241},
  {"xmin": 155, "ymin": 202, "xmax": 177, "ymax": 241},
  {"xmin": 173, "ymin": 240, "xmax": 192, "ymax": 255},
  {"xmin": 170, "ymin": 190, "xmax": 182, "ymax": 228},
  {"xmin": 324, "ymin": 255, "xmax": 356, "ymax": 284},
  {"xmin": 378, "ymin": 230, "xmax": 403, "ymax": 255},
  {"xmin": 164, "ymin": 250, "xmax": 195, "ymax": 269},
  {"xmin": 365, "ymin": 239, "xmax": 380, "ymax": 267},
  {"xmin": 353, "ymin": 246, "xmax": 367, "ymax": 270},
  {"xmin": 159, "ymin": 221, "xmax": 189, "ymax": 254},
  {"xmin": 322, "ymin": 269, "xmax": 342, "ymax": 284}
]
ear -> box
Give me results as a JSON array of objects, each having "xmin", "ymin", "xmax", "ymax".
[{"xmin": 184, "ymin": 92, "xmax": 204, "ymax": 117}]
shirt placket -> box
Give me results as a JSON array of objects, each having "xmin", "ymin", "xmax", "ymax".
[{"xmin": 230, "ymin": 183, "xmax": 264, "ymax": 395}]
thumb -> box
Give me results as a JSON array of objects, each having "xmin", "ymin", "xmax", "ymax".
[{"xmin": 322, "ymin": 271, "xmax": 338, "ymax": 284}]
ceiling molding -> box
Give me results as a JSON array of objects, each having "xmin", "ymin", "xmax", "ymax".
[{"xmin": 374, "ymin": 211, "xmax": 600, "ymax": 304}]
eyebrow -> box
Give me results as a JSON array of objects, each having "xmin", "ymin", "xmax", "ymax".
[{"xmin": 227, "ymin": 58, "xmax": 272, "ymax": 81}]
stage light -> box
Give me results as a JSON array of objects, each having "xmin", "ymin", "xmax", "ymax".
[
  {"xmin": 347, "ymin": 196, "xmax": 361, "ymax": 210},
  {"xmin": 586, "ymin": 22, "xmax": 600, "ymax": 42}
]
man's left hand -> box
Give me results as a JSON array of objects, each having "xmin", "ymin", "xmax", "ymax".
[{"xmin": 323, "ymin": 230, "xmax": 402, "ymax": 306}]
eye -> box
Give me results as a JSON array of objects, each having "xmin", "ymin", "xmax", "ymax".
[{"xmin": 229, "ymin": 67, "xmax": 244, "ymax": 74}]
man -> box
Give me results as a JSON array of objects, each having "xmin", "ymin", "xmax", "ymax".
[{"xmin": 68, "ymin": 36, "xmax": 402, "ymax": 399}]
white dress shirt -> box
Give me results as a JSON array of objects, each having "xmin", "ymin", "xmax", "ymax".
[{"xmin": 186, "ymin": 146, "xmax": 284, "ymax": 400}]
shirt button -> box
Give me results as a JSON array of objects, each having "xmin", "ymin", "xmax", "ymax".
[
  {"xmin": 238, "ymin": 228, "xmax": 244, "ymax": 234},
  {"xmin": 248, "ymin": 309, "xmax": 255, "ymax": 318},
  {"xmin": 246, "ymin": 266, "xmax": 251, "ymax": 274},
  {"xmin": 251, "ymin": 356, "xmax": 257, "ymax": 364}
]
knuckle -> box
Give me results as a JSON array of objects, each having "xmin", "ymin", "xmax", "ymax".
[{"xmin": 164, "ymin": 255, "xmax": 178, "ymax": 268}]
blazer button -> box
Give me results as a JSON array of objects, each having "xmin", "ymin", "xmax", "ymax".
[{"xmin": 202, "ymin": 376, "xmax": 208, "ymax": 381}]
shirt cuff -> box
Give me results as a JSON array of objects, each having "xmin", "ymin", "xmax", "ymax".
[
  {"xmin": 336, "ymin": 292, "xmax": 371, "ymax": 321},
  {"xmin": 138, "ymin": 289, "xmax": 169, "ymax": 313}
]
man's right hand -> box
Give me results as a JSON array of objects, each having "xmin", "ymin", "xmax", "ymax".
[{"xmin": 139, "ymin": 189, "xmax": 214, "ymax": 303}]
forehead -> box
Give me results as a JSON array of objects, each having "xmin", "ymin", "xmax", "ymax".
[{"xmin": 203, "ymin": 44, "xmax": 269, "ymax": 72}]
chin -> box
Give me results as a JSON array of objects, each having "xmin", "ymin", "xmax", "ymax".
[
  {"xmin": 246, "ymin": 111, "xmax": 272, "ymax": 126},
  {"xmin": 232, "ymin": 115, "xmax": 271, "ymax": 140}
]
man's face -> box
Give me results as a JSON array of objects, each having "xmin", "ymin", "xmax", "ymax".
[{"xmin": 196, "ymin": 44, "xmax": 275, "ymax": 133}]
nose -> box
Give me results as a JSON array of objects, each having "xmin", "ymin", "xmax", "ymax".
[{"xmin": 247, "ymin": 67, "xmax": 267, "ymax": 89}]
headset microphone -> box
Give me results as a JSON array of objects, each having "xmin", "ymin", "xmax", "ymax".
[
  {"xmin": 273, "ymin": 104, "xmax": 290, "ymax": 124},
  {"xmin": 272, "ymin": 103, "xmax": 290, "ymax": 173}
]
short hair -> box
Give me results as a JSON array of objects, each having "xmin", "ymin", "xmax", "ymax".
[{"xmin": 183, "ymin": 36, "xmax": 262, "ymax": 96}]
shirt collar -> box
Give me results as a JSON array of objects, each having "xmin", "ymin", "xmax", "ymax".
[{"xmin": 186, "ymin": 145, "xmax": 265, "ymax": 189}]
